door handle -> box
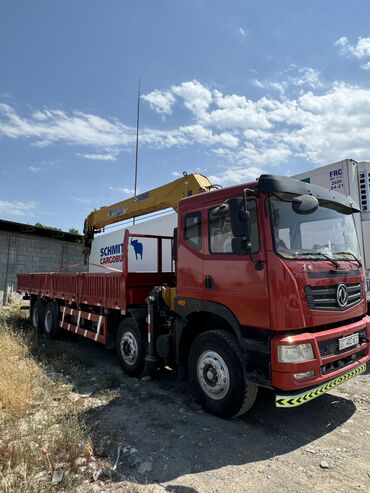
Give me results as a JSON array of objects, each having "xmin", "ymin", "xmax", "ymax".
[{"xmin": 204, "ymin": 275, "xmax": 215, "ymax": 290}]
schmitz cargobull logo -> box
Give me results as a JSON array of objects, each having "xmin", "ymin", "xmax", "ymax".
[{"xmin": 100, "ymin": 243, "xmax": 124, "ymax": 265}]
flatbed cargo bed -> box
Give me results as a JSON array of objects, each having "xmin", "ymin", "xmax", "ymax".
[{"xmin": 17, "ymin": 231, "xmax": 175, "ymax": 311}]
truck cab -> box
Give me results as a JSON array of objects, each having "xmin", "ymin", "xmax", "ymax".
[{"xmin": 172, "ymin": 175, "xmax": 369, "ymax": 415}]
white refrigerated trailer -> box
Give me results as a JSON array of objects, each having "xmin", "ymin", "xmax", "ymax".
[
  {"xmin": 89, "ymin": 213, "xmax": 178, "ymax": 274},
  {"xmin": 294, "ymin": 159, "xmax": 370, "ymax": 294}
]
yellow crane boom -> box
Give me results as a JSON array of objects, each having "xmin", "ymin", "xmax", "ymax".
[{"xmin": 83, "ymin": 172, "xmax": 213, "ymax": 260}]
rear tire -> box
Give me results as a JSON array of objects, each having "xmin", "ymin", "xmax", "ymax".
[
  {"xmin": 43, "ymin": 301, "xmax": 62, "ymax": 338},
  {"xmin": 31, "ymin": 299, "xmax": 45, "ymax": 331},
  {"xmin": 188, "ymin": 330, "xmax": 258, "ymax": 419},
  {"xmin": 116, "ymin": 317, "xmax": 147, "ymax": 377}
]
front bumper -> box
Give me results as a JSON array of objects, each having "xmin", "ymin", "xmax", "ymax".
[
  {"xmin": 271, "ymin": 315, "xmax": 370, "ymax": 400},
  {"xmin": 275, "ymin": 363, "xmax": 367, "ymax": 407}
]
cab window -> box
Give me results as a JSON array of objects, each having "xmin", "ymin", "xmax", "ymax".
[
  {"xmin": 184, "ymin": 212, "xmax": 202, "ymax": 250},
  {"xmin": 209, "ymin": 200, "xmax": 259, "ymax": 254}
]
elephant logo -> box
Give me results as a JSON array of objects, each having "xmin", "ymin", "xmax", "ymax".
[{"xmin": 130, "ymin": 238, "xmax": 143, "ymax": 260}]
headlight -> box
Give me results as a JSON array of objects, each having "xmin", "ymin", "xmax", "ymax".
[{"xmin": 278, "ymin": 343, "xmax": 314, "ymax": 363}]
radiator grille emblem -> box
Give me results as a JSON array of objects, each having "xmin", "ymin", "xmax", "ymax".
[{"xmin": 336, "ymin": 283, "xmax": 348, "ymax": 308}]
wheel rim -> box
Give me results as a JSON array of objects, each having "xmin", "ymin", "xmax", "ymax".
[
  {"xmin": 197, "ymin": 350, "xmax": 230, "ymax": 400},
  {"xmin": 45, "ymin": 310, "xmax": 52, "ymax": 334},
  {"xmin": 120, "ymin": 331, "xmax": 139, "ymax": 366},
  {"xmin": 32, "ymin": 307, "xmax": 39, "ymax": 328}
]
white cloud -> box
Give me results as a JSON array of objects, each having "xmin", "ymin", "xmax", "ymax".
[
  {"xmin": 0, "ymin": 103, "xmax": 136, "ymax": 149},
  {"xmin": 0, "ymin": 102, "xmax": 239, "ymax": 155},
  {"xmin": 72, "ymin": 197, "xmax": 92, "ymax": 204},
  {"xmin": 171, "ymin": 80, "xmax": 213, "ymax": 117},
  {"xmin": 29, "ymin": 165, "xmax": 41, "ymax": 172},
  {"xmin": 335, "ymin": 36, "xmax": 370, "ymax": 59},
  {"xmin": 251, "ymin": 79, "xmax": 287, "ymax": 94},
  {"xmin": 143, "ymin": 80, "xmax": 213, "ymax": 118},
  {"xmin": 251, "ymin": 67, "xmax": 322, "ymax": 93},
  {"xmin": 239, "ymin": 27, "xmax": 247, "ymax": 37},
  {"xmin": 282, "ymin": 83, "xmax": 370, "ymax": 162},
  {"xmin": 202, "ymin": 90, "xmax": 272, "ymax": 130},
  {"xmin": 4, "ymin": 72, "xmax": 370, "ymax": 186},
  {"xmin": 289, "ymin": 68, "xmax": 322, "ymax": 89},
  {"xmin": 0, "ymin": 200, "xmax": 38, "ymax": 216},
  {"xmin": 32, "ymin": 110, "xmax": 48, "ymax": 121},
  {"xmin": 179, "ymin": 125, "xmax": 239, "ymax": 148},
  {"xmin": 141, "ymin": 89, "xmax": 175, "ymax": 114},
  {"xmin": 78, "ymin": 152, "xmax": 117, "ymax": 161},
  {"xmin": 209, "ymin": 166, "xmax": 264, "ymax": 185},
  {"xmin": 108, "ymin": 186, "xmax": 135, "ymax": 195},
  {"xmin": 251, "ymin": 79, "xmax": 265, "ymax": 89},
  {"xmin": 152, "ymin": 78, "xmax": 370, "ymax": 169}
]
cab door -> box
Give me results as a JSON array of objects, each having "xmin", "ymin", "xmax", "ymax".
[
  {"xmin": 176, "ymin": 209, "xmax": 205, "ymax": 298},
  {"xmin": 202, "ymin": 198, "xmax": 270, "ymax": 329}
]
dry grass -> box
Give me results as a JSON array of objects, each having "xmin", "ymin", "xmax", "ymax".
[
  {"xmin": 0, "ymin": 303, "xmax": 96, "ymax": 492},
  {"xmin": 25, "ymin": 332, "xmax": 95, "ymax": 379},
  {"xmin": 0, "ymin": 304, "xmax": 44, "ymax": 415},
  {"xmin": 0, "ymin": 329, "xmax": 42, "ymax": 414}
]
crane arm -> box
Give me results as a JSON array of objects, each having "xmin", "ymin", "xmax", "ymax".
[{"xmin": 83, "ymin": 173, "xmax": 212, "ymax": 260}]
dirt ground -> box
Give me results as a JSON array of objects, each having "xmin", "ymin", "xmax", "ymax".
[{"xmin": 51, "ymin": 336, "xmax": 370, "ymax": 493}]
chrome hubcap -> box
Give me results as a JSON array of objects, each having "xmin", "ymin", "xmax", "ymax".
[
  {"xmin": 120, "ymin": 331, "xmax": 138, "ymax": 366},
  {"xmin": 197, "ymin": 350, "xmax": 230, "ymax": 400}
]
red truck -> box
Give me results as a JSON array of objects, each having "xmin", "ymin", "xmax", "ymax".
[{"xmin": 18, "ymin": 174, "xmax": 370, "ymax": 418}]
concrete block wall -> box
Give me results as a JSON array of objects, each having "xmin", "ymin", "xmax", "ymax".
[{"xmin": 0, "ymin": 231, "xmax": 87, "ymax": 305}]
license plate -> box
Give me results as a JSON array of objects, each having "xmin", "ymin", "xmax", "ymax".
[{"xmin": 339, "ymin": 333, "xmax": 359, "ymax": 351}]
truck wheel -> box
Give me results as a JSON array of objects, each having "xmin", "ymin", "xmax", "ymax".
[
  {"xmin": 116, "ymin": 317, "xmax": 147, "ymax": 377},
  {"xmin": 31, "ymin": 299, "xmax": 45, "ymax": 331},
  {"xmin": 43, "ymin": 301, "xmax": 61, "ymax": 338},
  {"xmin": 188, "ymin": 330, "xmax": 258, "ymax": 419}
]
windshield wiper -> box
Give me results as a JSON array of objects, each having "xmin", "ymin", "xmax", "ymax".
[
  {"xmin": 296, "ymin": 252, "xmax": 340, "ymax": 269},
  {"xmin": 334, "ymin": 251, "xmax": 362, "ymax": 267}
]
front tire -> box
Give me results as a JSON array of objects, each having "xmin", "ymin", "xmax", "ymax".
[
  {"xmin": 116, "ymin": 317, "xmax": 147, "ymax": 377},
  {"xmin": 188, "ymin": 330, "xmax": 258, "ymax": 419}
]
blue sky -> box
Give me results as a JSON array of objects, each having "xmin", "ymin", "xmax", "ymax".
[{"xmin": 1, "ymin": 0, "xmax": 370, "ymax": 231}]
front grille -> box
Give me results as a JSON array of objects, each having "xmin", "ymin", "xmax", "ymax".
[
  {"xmin": 318, "ymin": 330, "xmax": 366, "ymax": 357},
  {"xmin": 321, "ymin": 350, "xmax": 366, "ymax": 375},
  {"xmin": 305, "ymin": 283, "xmax": 363, "ymax": 311}
]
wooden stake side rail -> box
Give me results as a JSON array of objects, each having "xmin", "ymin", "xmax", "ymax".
[{"xmin": 60, "ymin": 306, "xmax": 107, "ymax": 344}]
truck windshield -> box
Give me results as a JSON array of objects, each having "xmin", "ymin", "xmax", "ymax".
[{"xmin": 270, "ymin": 195, "xmax": 361, "ymax": 261}]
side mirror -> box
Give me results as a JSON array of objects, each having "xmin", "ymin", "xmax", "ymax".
[
  {"xmin": 231, "ymin": 237, "xmax": 251, "ymax": 255},
  {"xmin": 292, "ymin": 194, "xmax": 319, "ymax": 215},
  {"xmin": 211, "ymin": 203, "xmax": 230, "ymax": 217},
  {"xmin": 227, "ymin": 198, "xmax": 251, "ymax": 239}
]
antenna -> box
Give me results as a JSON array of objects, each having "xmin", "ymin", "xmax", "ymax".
[{"xmin": 133, "ymin": 78, "xmax": 141, "ymax": 226}]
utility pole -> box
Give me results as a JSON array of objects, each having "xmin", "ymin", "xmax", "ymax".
[{"xmin": 133, "ymin": 79, "xmax": 141, "ymax": 226}]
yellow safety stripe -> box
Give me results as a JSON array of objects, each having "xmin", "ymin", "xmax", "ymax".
[{"xmin": 275, "ymin": 363, "xmax": 367, "ymax": 408}]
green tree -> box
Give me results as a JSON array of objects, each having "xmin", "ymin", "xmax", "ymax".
[{"xmin": 34, "ymin": 222, "xmax": 62, "ymax": 232}]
